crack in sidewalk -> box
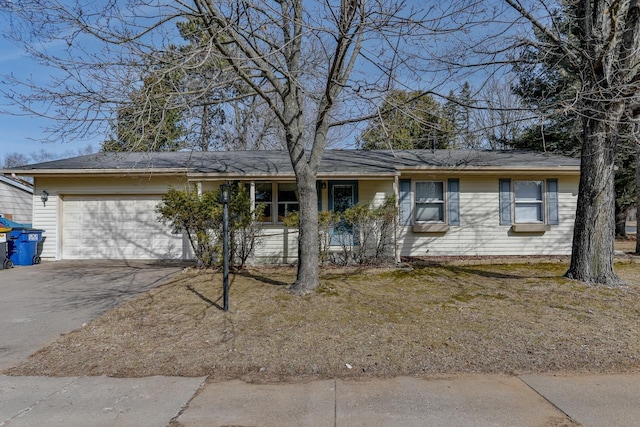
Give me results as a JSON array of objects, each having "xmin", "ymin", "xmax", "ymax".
[
  {"xmin": 517, "ymin": 376, "xmax": 581, "ymax": 426},
  {"xmin": 1, "ymin": 377, "xmax": 80, "ymax": 426}
]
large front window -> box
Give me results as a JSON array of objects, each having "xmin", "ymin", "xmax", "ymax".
[
  {"xmin": 514, "ymin": 180, "xmax": 543, "ymax": 223},
  {"xmin": 415, "ymin": 181, "xmax": 445, "ymax": 223},
  {"xmin": 254, "ymin": 182, "xmax": 299, "ymax": 223}
]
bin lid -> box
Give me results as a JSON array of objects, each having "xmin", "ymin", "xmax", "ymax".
[
  {"xmin": 0, "ymin": 218, "xmax": 32, "ymax": 229},
  {"xmin": 0, "ymin": 227, "xmax": 11, "ymax": 233},
  {"xmin": 9, "ymin": 229, "xmax": 44, "ymax": 234}
]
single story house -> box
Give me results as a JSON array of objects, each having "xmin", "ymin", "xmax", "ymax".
[
  {"xmin": 2, "ymin": 149, "xmax": 581, "ymax": 263},
  {"xmin": 0, "ymin": 174, "xmax": 33, "ymax": 224}
]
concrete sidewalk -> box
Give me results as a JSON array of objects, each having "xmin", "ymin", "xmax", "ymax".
[
  {"xmin": 0, "ymin": 375, "xmax": 206, "ymax": 427},
  {"xmin": 178, "ymin": 375, "xmax": 569, "ymax": 427},
  {"xmin": 2, "ymin": 373, "xmax": 640, "ymax": 426}
]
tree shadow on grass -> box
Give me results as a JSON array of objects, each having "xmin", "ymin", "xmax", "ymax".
[
  {"xmin": 238, "ymin": 271, "xmax": 289, "ymax": 287},
  {"xmin": 187, "ymin": 285, "xmax": 224, "ymax": 311},
  {"xmin": 443, "ymin": 265, "xmax": 528, "ymax": 279},
  {"xmin": 187, "ymin": 273, "xmax": 244, "ymax": 311},
  {"xmin": 430, "ymin": 264, "xmax": 565, "ymax": 280}
]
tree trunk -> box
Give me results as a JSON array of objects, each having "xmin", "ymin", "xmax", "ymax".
[
  {"xmin": 281, "ymin": 88, "xmax": 321, "ymax": 293},
  {"xmin": 566, "ymin": 112, "xmax": 622, "ymax": 285},
  {"xmin": 615, "ymin": 201, "xmax": 628, "ymax": 238},
  {"xmin": 290, "ymin": 168, "xmax": 320, "ymax": 293},
  {"xmin": 636, "ymin": 140, "xmax": 640, "ymax": 255}
]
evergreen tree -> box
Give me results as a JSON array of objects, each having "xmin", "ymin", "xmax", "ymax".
[
  {"xmin": 510, "ymin": 2, "xmax": 635, "ymax": 237},
  {"xmin": 455, "ymin": 82, "xmax": 476, "ymax": 148},
  {"xmin": 358, "ymin": 91, "xmax": 454, "ymax": 150},
  {"xmin": 103, "ymin": 72, "xmax": 185, "ymax": 152}
]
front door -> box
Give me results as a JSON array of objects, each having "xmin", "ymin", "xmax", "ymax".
[{"xmin": 328, "ymin": 181, "xmax": 358, "ymax": 245}]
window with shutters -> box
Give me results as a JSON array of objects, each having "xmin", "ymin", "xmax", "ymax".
[
  {"xmin": 401, "ymin": 179, "xmax": 459, "ymax": 232},
  {"xmin": 415, "ymin": 181, "xmax": 445, "ymax": 223},
  {"xmin": 499, "ymin": 178, "xmax": 559, "ymax": 231},
  {"xmin": 514, "ymin": 180, "xmax": 543, "ymax": 223}
]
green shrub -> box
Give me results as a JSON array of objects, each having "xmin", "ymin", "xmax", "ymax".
[
  {"xmin": 156, "ymin": 185, "xmax": 263, "ymax": 269},
  {"xmin": 285, "ymin": 196, "xmax": 398, "ymax": 266},
  {"xmin": 336, "ymin": 195, "xmax": 397, "ymax": 265}
]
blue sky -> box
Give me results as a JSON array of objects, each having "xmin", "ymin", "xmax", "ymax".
[{"xmin": 0, "ymin": 35, "xmax": 99, "ymax": 162}]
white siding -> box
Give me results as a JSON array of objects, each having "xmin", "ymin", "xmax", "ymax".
[
  {"xmin": 0, "ymin": 178, "xmax": 32, "ymax": 224},
  {"xmin": 243, "ymin": 176, "xmax": 579, "ymax": 262},
  {"xmin": 398, "ymin": 175, "xmax": 578, "ymax": 256},
  {"xmin": 32, "ymin": 191, "xmax": 58, "ymax": 259},
  {"xmin": 253, "ymin": 226, "xmax": 299, "ymax": 264},
  {"xmin": 180, "ymin": 179, "xmax": 301, "ymax": 264},
  {"xmin": 358, "ymin": 180, "xmax": 393, "ymax": 208}
]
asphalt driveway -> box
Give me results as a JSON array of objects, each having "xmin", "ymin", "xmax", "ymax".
[{"xmin": 0, "ymin": 260, "xmax": 184, "ymax": 371}]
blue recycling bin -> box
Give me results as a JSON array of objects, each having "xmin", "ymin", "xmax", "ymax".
[{"xmin": 8, "ymin": 229, "xmax": 44, "ymax": 266}]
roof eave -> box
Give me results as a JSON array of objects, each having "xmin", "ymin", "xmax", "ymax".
[
  {"xmin": 396, "ymin": 166, "xmax": 581, "ymax": 175},
  {"xmin": 2, "ymin": 168, "xmax": 191, "ymax": 177},
  {"xmin": 186, "ymin": 171, "xmax": 400, "ymax": 180}
]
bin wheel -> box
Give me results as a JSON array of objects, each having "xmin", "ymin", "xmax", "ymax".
[
  {"xmin": 3, "ymin": 259, "xmax": 13, "ymax": 269},
  {"xmin": 33, "ymin": 256, "xmax": 41, "ymax": 265}
]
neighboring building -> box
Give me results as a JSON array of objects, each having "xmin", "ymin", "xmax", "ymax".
[
  {"xmin": 1, "ymin": 150, "xmax": 581, "ymax": 262},
  {"xmin": 0, "ymin": 174, "xmax": 33, "ymax": 224}
]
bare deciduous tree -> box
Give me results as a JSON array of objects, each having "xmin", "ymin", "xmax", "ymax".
[
  {"xmin": 1, "ymin": 0, "xmax": 480, "ymax": 291},
  {"xmin": 472, "ymin": 77, "xmax": 535, "ymax": 150}
]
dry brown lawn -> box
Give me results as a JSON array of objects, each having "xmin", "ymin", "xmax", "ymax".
[
  {"xmin": 4, "ymin": 252, "xmax": 640, "ymax": 383},
  {"xmin": 616, "ymin": 235, "xmax": 638, "ymax": 254}
]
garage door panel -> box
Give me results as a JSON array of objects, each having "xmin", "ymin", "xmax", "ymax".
[
  {"xmin": 63, "ymin": 215, "xmax": 80, "ymax": 226},
  {"xmin": 65, "ymin": 229, "xmax": 83, "ymax": 239},
  {"xmin": 62, "ymin": 195, "xmax": 183, "ymax": 260}
]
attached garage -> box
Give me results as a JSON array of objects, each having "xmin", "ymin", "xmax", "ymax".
[{"xmin": 61, "ymin": 194, "xmax": 184, "ymax": 260}]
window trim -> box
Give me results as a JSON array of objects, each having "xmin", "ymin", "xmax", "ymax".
[
  {"xmin": 414, "ymin": 180, "xmax": 447, "ymax": 224},
  {"xmin": 513, "ymin": 180, "xmax": 544, "ymax": 224},
  {"xmin": 402, "ymin": 178, "xmax": 459, "ymax": 233}
]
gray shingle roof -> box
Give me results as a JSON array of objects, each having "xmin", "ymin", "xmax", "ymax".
[{"xmin": 2, "ymin": 149, "xmax": 581, "ymax": 177}]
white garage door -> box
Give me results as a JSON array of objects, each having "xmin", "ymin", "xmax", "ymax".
[{"xmin": 62, "ymin": 195, "xmax": 184, "ymax": 260}]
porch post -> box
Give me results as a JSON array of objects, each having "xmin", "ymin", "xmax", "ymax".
[{"xmin": 249, "ymin": 181, "xmax": 256, "ymax": 213}]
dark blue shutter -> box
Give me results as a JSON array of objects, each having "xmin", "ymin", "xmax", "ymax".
[
  {"xmin": 399, "ymin": 179, "xmax": 412, "ymax": 226},
  {"xmin": 447, "ymin": 178, "xmax": 460, "ymax": 226},
  {"xmin": 499, "ymin": 179, "xmax": 512, "ymax": 225},
  {"xmin": 546, "ymin": 179, "xmax": 559, "ymax": 225}
]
